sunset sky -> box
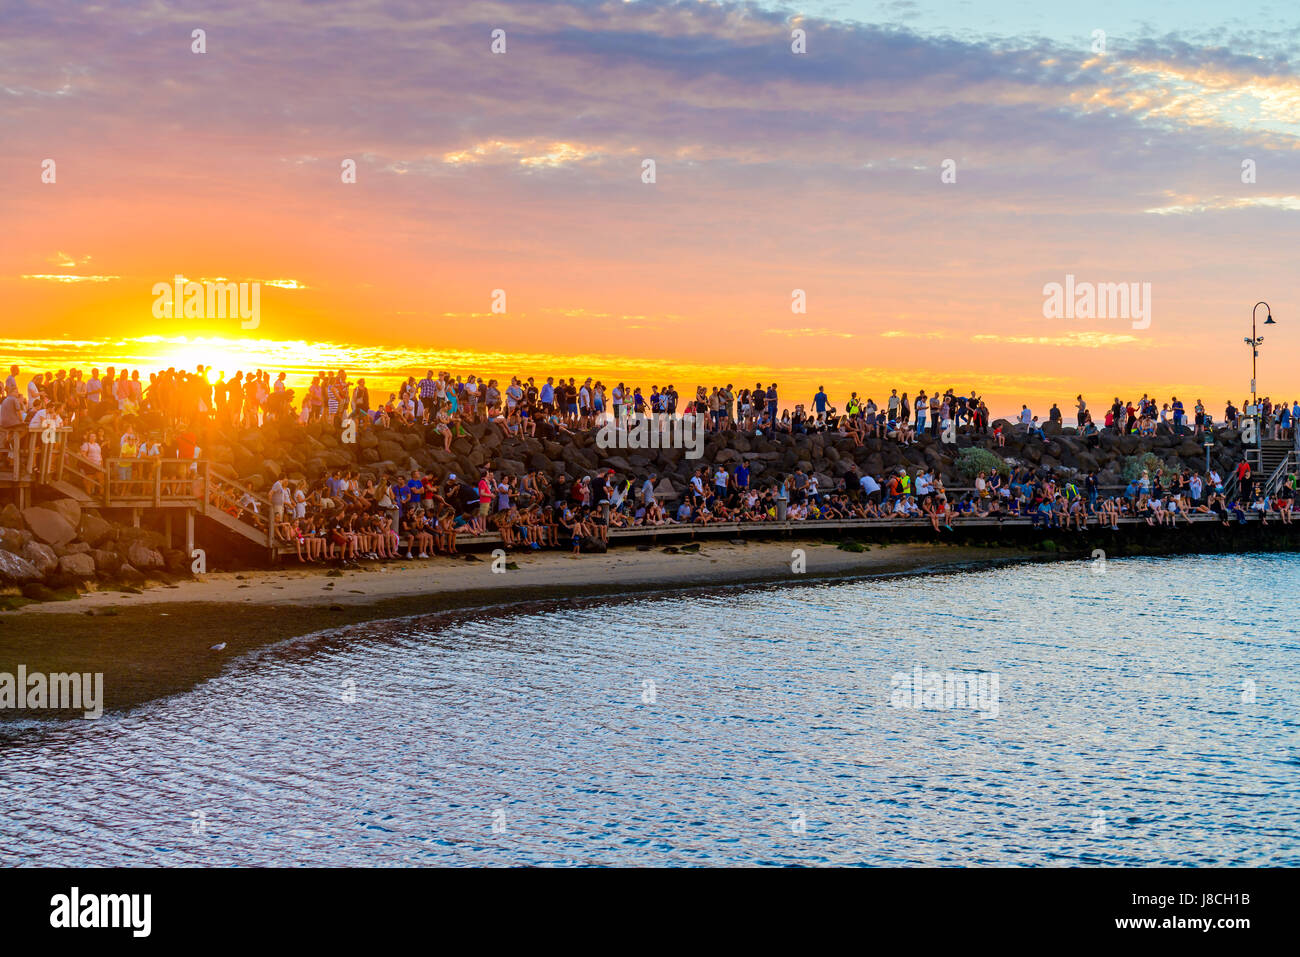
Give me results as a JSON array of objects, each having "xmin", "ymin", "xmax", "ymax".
[{"xmin": 3, "ymin": 0, "xmax": 1300, "ymax": 416}]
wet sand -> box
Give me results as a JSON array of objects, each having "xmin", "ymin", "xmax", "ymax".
[{"xmin": 0, "ymin": 540, "xmax": 1038, "ymax": 716}]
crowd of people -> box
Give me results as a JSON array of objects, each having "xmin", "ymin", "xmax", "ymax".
[
  {"xmin": 238, "ymin": 453, "xmax": 1295, "ymax": 565},
  {"xmin": 6, "ymin": 360, "xmax": 1299, "ymax": 445},
  {"xmin": 3, "ymin": 361, "xmax": 1296, "ymax": 563},
  {"xmin": 7, "ymin": 361, "xmax": 1300, "ymax": 444}
]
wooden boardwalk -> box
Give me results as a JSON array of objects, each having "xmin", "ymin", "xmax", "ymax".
[
  {"xmin": 440, "ymin": 509, "xmax": 1266, "ymax": 553},
  {"xmin": 1, "ymin": 427, "xmax": 275, "ymax": 553},
  {"xmin": 3, "ymin": 427, "xmax": 1281, "ymax": 560}
]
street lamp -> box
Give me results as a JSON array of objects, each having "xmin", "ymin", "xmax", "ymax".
[{"xmin": 1243, "ymin": 301, "xmax": 1275, "ymax": 468}]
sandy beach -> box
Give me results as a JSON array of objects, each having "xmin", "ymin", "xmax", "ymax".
[{"xmin": 0, "ymin": 540, "xmax": 1035, "ymax": 715}]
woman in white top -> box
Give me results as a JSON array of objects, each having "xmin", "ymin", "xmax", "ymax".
[{"xmin": 80, "ymin": 431, "xmax": 102, "ymax": 467}]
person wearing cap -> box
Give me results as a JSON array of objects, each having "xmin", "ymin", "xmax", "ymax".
[{"xmin": 641, "ymin": 472, "xmax": 657, "ymax": 509}]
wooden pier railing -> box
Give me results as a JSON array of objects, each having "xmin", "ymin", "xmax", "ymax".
[{"xmin": 1, "ymin": 426, "xmax": 274, "ymax": 551}]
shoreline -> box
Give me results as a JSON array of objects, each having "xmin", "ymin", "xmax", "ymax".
[{"xmin": 1, "ymin": 540, "xmax": 1039, "ymax": 718}]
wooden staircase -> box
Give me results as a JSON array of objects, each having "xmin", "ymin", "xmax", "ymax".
[
  {"xmin": 197, "ymin": 470, "xmax": 277, "ymax": 548},
  {"xmin": 1235, "ymin": 439, "xmax": 1295, "ymax": 501},
  {"xmin": 1, "ymin": 427, "xmax": 278, "ymax": 555},
  {"xmin": 1255, "ymin": 440, "xmax": 1293, "ymax": 479}
]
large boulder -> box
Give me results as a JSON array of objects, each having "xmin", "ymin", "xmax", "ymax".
[
  {"xmin": 20, "ymin": 582, "xmax": 60, "ymax": 601},
  {"xmin": 0, "ymin": 549, "xmax": 42, "ymax": 585},
  {"xmin": 46, "ymin": 497, "xmax": 82, "ymax": 529},
  {"xmin": 238, "ymin": 428, "xmax": 266, "ymax": 454},
  {"xmin": 77, "ymin": 511, "xmax": 114, "ymax": 547},
  {"xmin": 116, "ymin": 526, "xmax": 168, "ymax": 550},
  {"xmin": 232, "ymin": 444, "xmax": 260, "ymax": 477},
  {"xmin": 0, "ymin": 503, "xmax": 24, "ymax": 529},
  {"xmin": 125, "ymin": 540, "xmax": 164, "ymax": 570},
  {"xmin": 91, "ymin": 548, "xmax": 122, "ymax": 574},
  {"xmin": 162, "ymin": 549, "xmax": 191, "ymax": 575},
  {"xmin": 377, "ymin": 440, "xmax": 406, "ymax": 463},
  {"xmin": 20, "ymin": 541, "xmax": 58, "ymax": 576},
  {"xmin": 57, "ymin": 553, "xmax": 96, "ymax": 579},
  {"xmin": 0, "ymin": 527, "xmax": 31, "ymax": 553},
  {"xmin": 22, "ymin": 506, "xmax": 77, "ymax": 547},
  {"xmin": 653, "ymin": 477, "xmax": 680, "ymax": 500}
]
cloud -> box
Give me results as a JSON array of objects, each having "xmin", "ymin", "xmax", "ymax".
[
  {"xmin": 19, "ymin": 274, "xmax": 119, "ymax": 283},
  {"xmin": 764, "ymin": 327, "xmax": 858, "ymax": 339},
  {"xmin": 442, "ymin": 139, "xmax": 615, "ymax": 169},
  {"xmin": 2, "ymin": 0, "xmax": 1298, "ymax": 410},
  {"xmin": 881, "ymin": 330, "xmax": 949, "ymax": 340},
  {"xmin": 1144, "ymin": 194, "xmax": 1300, "ymax": 214},
  {"xmin": 970, "ymin": 332, "xmax": 1149, "ymax": 348},
  {"xmin": 47, "ymin": 251, "xmax": 91, "ymax": 268},
  {"xmin": 257, "ymin": 279, "xmax": 309, "ymax": 290}
]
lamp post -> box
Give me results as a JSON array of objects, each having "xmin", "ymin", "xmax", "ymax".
[{"xmin": 1245, "ymin": 301, "xmax": 1275, "ymax": 463}]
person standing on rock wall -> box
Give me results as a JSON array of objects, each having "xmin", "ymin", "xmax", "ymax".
[
  {"xmin": 269, "ymin": 478, "xmax": 288, "ymax": 527},
  {"xmin": 640, "ymin": 473, "xmax": 657, "ymax": 510},
  {"xmin": 1235, "ymin": 459, "xmax": 1253, "ymax": 504},
  {"xmin": 0, "ymin": 383, "xmax": 24, "ymax": 431},
  {"xmin": 478, "ymin": 470, "xmax": 494, "ymax": 520}
]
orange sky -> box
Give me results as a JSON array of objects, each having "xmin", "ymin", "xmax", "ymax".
[{"xmin": 3, "ymin": 0, "xmax": 1298, "ymax": 418}]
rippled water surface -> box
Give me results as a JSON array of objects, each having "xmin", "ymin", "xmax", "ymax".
[{"xmin": 2, "ymin": 553, "xmax": 1298, "ymax": 866}]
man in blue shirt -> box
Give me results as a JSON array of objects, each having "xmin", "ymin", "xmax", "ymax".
[
  {"xmin": 813, "ymin": 386, "xmax": 829, "ymax": 423},
  {"xmin": 326, "ymin": 470, "xmax": 344, "ymax": 499},
  {"xmin": 393, "ymin": 476, "xmax": 412, "ymax": 512},
  {"xmin": 418, "ymin": 371, "xmax": 438, "ymax": 415},
  {"xmin": 407, "ymin": 470, "xmax": 424, "ymax": 505},
  {"xmin": 733, "ymin": 463, "xmax": 749, "ymax": 492}
]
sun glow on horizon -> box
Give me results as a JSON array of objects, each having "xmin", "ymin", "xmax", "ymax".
[{"xmin": 0, "ymin": 333, "xmax": 1235, "ymax": 419}]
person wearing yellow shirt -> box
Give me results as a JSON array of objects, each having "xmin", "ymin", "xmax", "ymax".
[{"xmin": 118, "ymin": 427, "xmax": 139, "ymax": 493}]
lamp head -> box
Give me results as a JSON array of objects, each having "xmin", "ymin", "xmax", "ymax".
[{"xmin": 1265, "ymin": 314, "xmax": 1276, "ymax": 324}]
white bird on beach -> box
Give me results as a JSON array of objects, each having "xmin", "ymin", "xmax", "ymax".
[{"xmin": 210, "ymin": 642, "xmax": 227, "ymax": 651}]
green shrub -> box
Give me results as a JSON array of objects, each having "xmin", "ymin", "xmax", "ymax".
[
  {"xmin": 1122, "ymin": 451, "xmax": 1182, "ymax": 481},
  {"xmin": 956, "ymin": 447, "xmax": 1011, "ymax": 480}
]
